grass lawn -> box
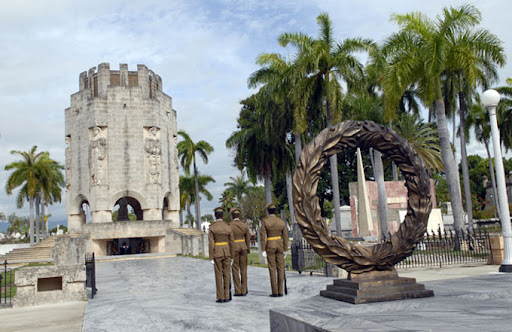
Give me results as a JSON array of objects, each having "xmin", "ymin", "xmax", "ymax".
[{"xmin": 0, "ymin": 262, "xmax": 53, "ymax": 299}]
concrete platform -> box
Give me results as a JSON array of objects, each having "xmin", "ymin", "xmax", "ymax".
[
  {"xmin": 0, "ymin": 257, "xmax": 509, "ymax": 332},
  {"xmin": 271, "ymin": 272, "xmax": 512, "ymax": 331}
]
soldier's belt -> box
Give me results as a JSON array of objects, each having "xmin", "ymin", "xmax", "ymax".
[
  {"xmin": 234, "ymin": 239, "xmax": 245, "ymax": 243},
  {"xmin": 267, "ymin": 236, "xmax": 281, "ymax": 241},
  {"xmin": 214, "ymin": 242, "xmax": 228, "ymax": 246}
]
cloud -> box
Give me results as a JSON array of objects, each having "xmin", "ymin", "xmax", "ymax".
[{"xmin": 1, "ymin": 0, "xmax": 511, "ymax": 222}]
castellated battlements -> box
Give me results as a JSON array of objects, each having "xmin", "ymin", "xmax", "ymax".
[{"xmin": 77, "ymin": 63, "xmax": 163, "ymax": 99}]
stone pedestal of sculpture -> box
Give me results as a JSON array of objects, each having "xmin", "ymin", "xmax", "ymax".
[{"xmin": 320, "ymin": 269, "xmax": 433, "ymax": 304}]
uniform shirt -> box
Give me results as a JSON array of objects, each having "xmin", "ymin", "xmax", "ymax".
[
  {"xmin": 260, "ymin": 214, "xmax": 288, "ymax": 251},
  {"xmin": 208, "ymin": 219, "xmax": 234, "ymax": 259},
  {"xmin": 230, "ymin": 218, "xmax": 251, "ymax": 254}
]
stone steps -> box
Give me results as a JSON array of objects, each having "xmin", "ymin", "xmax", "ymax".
[
  {"xmin": 0, "ymin": 236, "xmax": 56, "ymax": 263},
  {"xmin": 320, "ymin": 276, "xmax": 434, "ymax": 304}
]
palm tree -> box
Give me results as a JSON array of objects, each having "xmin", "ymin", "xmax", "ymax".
[
  {"xmin": 0, "ymin": 212, "xmax": 5, "ymax": 222},
  {"xmin": 179, "ymin": 175, "xmax": 194, "ymax": 227},
  {"xmin": 4, "ymin": 146, "xmax": 60, "ymax": 245},
  {"xmin": 248, "ymin": 52, "xmax": 300, "ymax": 226},
  {"xmin": 383, "ymin": 4, "xmax": 504, "ymax": 232},
  {"xmin": 495, "ymin": 78, "xmax": 512, "ymax": 151},
  {"xmin": 177, "ymin": 130, "xmax": 214, "ymax": 230},
  {"xmin": 278, "ymin": 13, "xmax": 373, "ymax": 234},
  {"xmin": 179, "ymin": 174, "xmax": 215, "ymax": 228},
  {"xmin": 466, "ymin": 95, "xmax": 502, "ymax": 221},
  {"xmin": 219, "ymin": 189, "xmax": 236, "ymax": 212},
  {"xmin": 223, "ymin": 170, "xmax": 253, "ymax": 204},
  {"xmin": 226, "ymin": 96, "xmax": 292, "ymax": 205},
  {"xmin": 394, "ymin": 113, "xmax": 444, "ymax": 173}
]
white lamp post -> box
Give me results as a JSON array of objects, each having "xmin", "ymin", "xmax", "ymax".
[{"xmin": 482, "ymin": 89, "xmax": 512, "ymax": 272}]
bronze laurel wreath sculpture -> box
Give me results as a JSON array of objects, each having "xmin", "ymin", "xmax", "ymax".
[{"xmin": 293, "ymin": 120, "xmax": 432, "ymax": 273}]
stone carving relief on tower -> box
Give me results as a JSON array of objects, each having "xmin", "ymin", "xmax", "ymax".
[
  {"xmin": 89, "ymin": 126, "xmax": 108, "ymax": 186},
  {"xmin": 65, "ymin": 135, "xmax": 71, "ymax": 189},
  {"xmin": 145, "ymin": 126, "xmax": 161, "ymax": 184}
]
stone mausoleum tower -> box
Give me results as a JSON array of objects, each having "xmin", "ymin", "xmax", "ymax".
[{"xmin": 64, "ymin": 63, "xmax": 200, "ymax": 257}]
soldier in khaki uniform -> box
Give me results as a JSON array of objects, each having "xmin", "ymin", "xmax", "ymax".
[
  {"xmin": 209, "ymin": 207, "xmax": 234, "ymax": 303},
  {"xmin": 260, "ymin": 203, "xmax": 288, "ymax": 297},
  {"xmin": 229, "ymin": 207, "xmax": 250, "ymax": 296}
]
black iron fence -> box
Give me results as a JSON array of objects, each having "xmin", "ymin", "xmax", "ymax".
[
  {"xmin": 0, "ymin": 260, "xmax": 14, "ymax": 307},
  {"xmin": 291, "ymin": 239, "xmax": 326, "ymax": 274},
  {"xmin": 85, "ymin": 253, "xmax": 97, "ymax": 299},
  {"xmin": 292, "ymin": 227, "xmax": 492, "ymax": 274},
  {"xmin": 389, "ymin": 227, "xmax": 491, "ymax": 269}
]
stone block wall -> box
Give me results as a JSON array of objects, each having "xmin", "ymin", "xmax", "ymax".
[
  {"xmin": 13, "ymin": 265, "xmax": 86, "ymax": 308},
  {"xmin": 13, "ymin": 235, "xmax": 88, "ymax": 308},
  {"xmin": 167, "ymin": 229, "xmax": 207, "ymax": 257}
]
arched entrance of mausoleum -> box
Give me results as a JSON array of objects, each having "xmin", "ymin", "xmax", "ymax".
[{"xmin": 112, "ymin": 196, "xmax": 143, "ymax": 221}]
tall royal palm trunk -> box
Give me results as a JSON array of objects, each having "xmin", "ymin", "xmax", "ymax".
[
  {"xmin": 388, "ymin": 120, "xmax": 399, "ymax": 181},
  {"xmin": 44, "ymin": 203, "xmax": 48, "ymax": 237},
  {"xmin": 458, "ymin": 92, "xmax": 473, "ymax": 229},
  {"xmin": 373, "ymin": 149, "xmax": 390, "ymax": 239},
  {"xmin": 186, "ymin": 203, "xmax": 192, "ymax": 228},
  {"xmin": 294, "ymin": 133, "xmax": 302, "ymax": 165},
  {"xmin": 264, "ymin": 174, "xmax": 272, "ymax": 204},
  {"xmin": 485, "ymin": 139, "xmax": 500, "ymax": 220},
  {"xmin": 286, "ymin": 172, "xmax": 296, "ymax": 225},
  {"xmin": 193, "ymin": 162, "xmax": 201, "ymax": 230},
  {"xmin": 325, "ymin": 101, "xmax": 342, "ymax": 236},
  {"xmin": 292, "ymin": 133, "xmax": 303, "ymax": 242},
  {"xmin": 435, "ymin": 99, "xmax": 465, "ymax": 231},
  {"xmin": 29, "ymin": 196, "xmax": 34, "ymax": 246},
  {"xmin": 35, "ymin": 193, "xmax": 40, "ymax": 243}
]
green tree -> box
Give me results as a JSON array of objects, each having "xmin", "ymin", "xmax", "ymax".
[
  {"xmin": 494, "ymin": 78, "xmax": 512, "ymax": 151},
  {"xmin": 177, "ymin": 130, "xmax": 214, "ymax": 230},
  {"xmin": 223, "ymin": 169, "xmax": 254, "ymax": 205},
  {"xmin": 248, "ymin": 52, "xmax": 299, "ymax": 226},
  {"xmin": 6, "ymin": 213, "xmax": 29, "ymax": 235},
  {"xmin": 394, "ymin": 113, "xmax": 443, "ymax": 172},
  {"xmin": 383, "ymin": 4, "xmax": 504, "ymax": 231},
  {"xmin": 226, "ymin": 96, "xmax": 292, "ymax": 205},
  {"xmin": 219, "ymin": 189, "xmax": 236, "ymax": 213},
  {"xmin": 278, "ymin": 13, "xmax": 373, "ymax": 234},
  {"xmin": 5, "ymin": 146, "xmax": 61, "ymax": 245},
  {"xmin": 239, "ymin": 186, "xmax": 267, "ymax": 231},
  {"xmin": 179, "ymin": 174, "xmax": 215, "ymax": 228}
]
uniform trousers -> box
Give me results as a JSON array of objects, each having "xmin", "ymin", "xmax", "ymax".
[
  {"xmin": 214, "ymin": 257, "xmax": 231, "ymax": 300},
  {"xmin": 232, "ymin": 249, "xmax": 248, "ymax": 294},
  {"xmin": 266, "ymin": 246, "xmax": 284, "ymax": 295}
]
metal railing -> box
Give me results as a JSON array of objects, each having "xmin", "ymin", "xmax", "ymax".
[
  {"xmin": 85, "ymin": 253, "xmax": 97, "ymax": 299},
  {"xmin": 0, "ymin": 260, "xmax": 14, "ymax": 307},
  {"xmin": 291, "ymin": 239, "xmax": 326, "ymax": 274},
  {"xmin": 388, "ymin": 227, "xmax": 491, "ymax": 269},
  {"xmin": 292, "ymin": 227, "xmax": 492, "ymax": 275}
]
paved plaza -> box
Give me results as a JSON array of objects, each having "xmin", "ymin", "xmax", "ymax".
[
  {"xmin": 83, "ymin": 256, "xmax": 336, "ymax": 331},
  {"xmin": 1, "ymin": 256, "xmax": 511, "ymax": 331}
]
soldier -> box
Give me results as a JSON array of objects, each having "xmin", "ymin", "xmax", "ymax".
[
  {"xmin": 209, "ymin": 207, "xmax": 234, "ymax": 303},
  {"xmin": 229, "ymin": 207, "xmax": 251, "ymax": 296},
  {"xmin": 261, "ymin": 203, "xmax": 288, "ymax": 297}
]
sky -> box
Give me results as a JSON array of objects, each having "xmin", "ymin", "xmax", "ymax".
[{"xmin": 1, "ymin": 0, "xmax": 511, "ymax": 224}]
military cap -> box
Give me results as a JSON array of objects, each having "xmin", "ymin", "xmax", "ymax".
[
  {"xmin": 230, "ymin": 207, "xmax": 241, "ymax": 214},
  {"xmin": 265, "ymin": 203, "xmax": 276, "ymax": 210},
  {"xmin": 214, "ymin": 207, "xmax": 224, "ymax": 213}
]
